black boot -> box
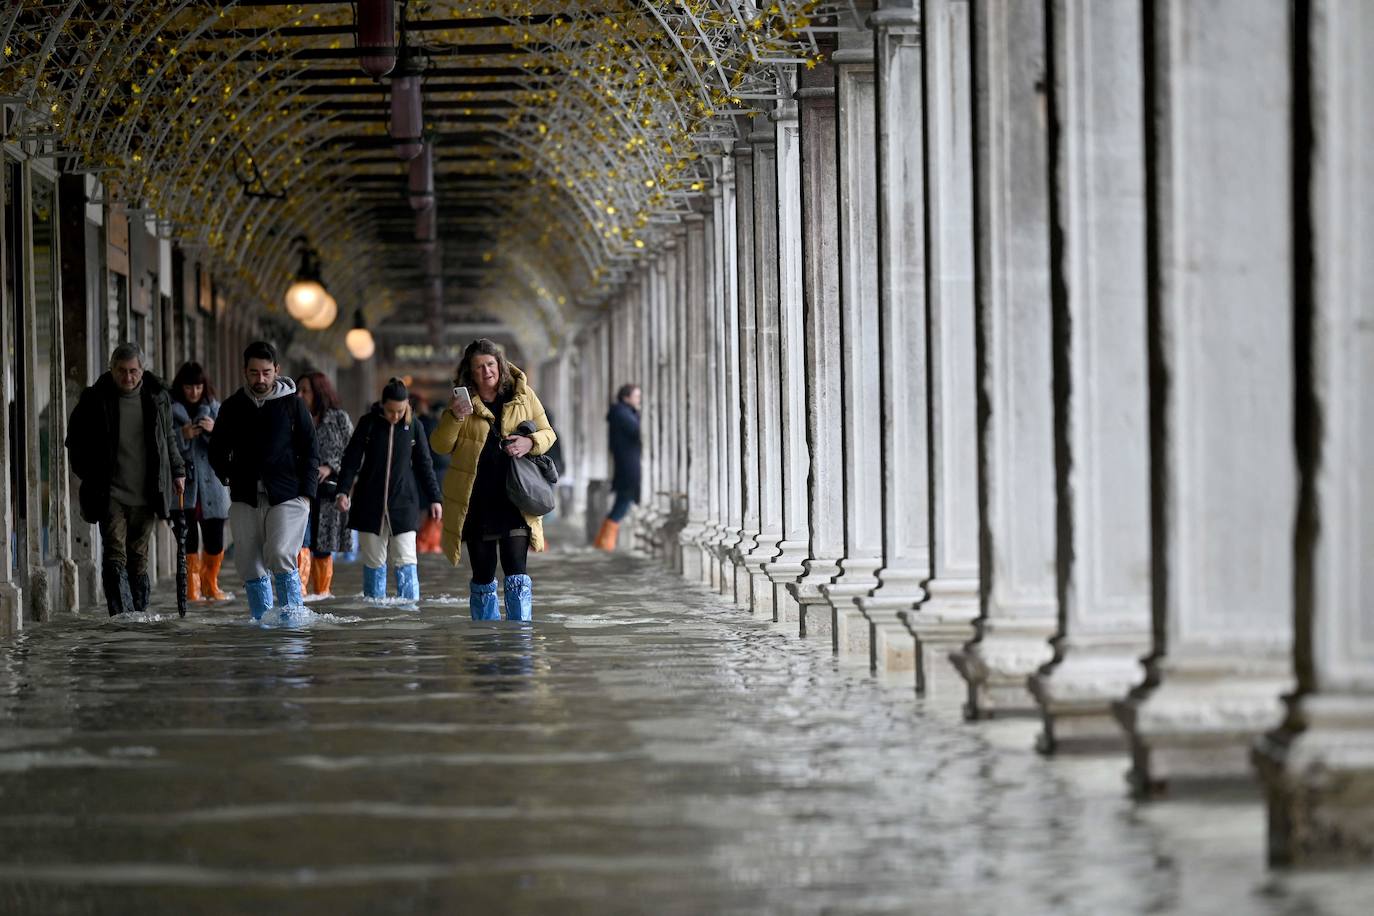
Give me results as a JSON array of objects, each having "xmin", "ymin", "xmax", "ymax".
[
  {"xmin": 102, "ymin": 564, "xmax": 134, "ymax": 617},
  {"xmin": 130, "ymin": 573, "xmax": 151, "ymax": 615}
]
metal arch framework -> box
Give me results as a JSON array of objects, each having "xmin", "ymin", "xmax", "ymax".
[{"xmin": 0, "ymin": 0, "xmax": 853, "ymax": 355}]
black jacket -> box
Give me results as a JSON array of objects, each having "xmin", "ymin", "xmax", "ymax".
[
  {"xmin": 208, "ymin": 381, "xmax": 319, "ymax": 507},
  {"xmin": 65, "ymin": 371, "xmax": 186, "ymax": 522},
  {"xmin": 608, "ymin": 401, "xmax": 641, "ymax": 500},
  {"xmin": 336, "ymin": 404, "xmax": 442, "ymax": 536}
]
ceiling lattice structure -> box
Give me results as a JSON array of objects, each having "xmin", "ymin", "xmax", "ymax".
[{"xmin": 1, "ymin": 1, "xmax": 861, "ymax": 360}]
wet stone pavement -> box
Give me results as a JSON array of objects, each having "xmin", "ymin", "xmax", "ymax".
[{"xmin": 0, "ymin": 540, "xmax": 1370, "ymax": 916}]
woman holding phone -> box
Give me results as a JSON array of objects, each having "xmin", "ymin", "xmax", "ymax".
[
  {"xmin": 430, "ymin": 338, "xmax": 556, "ymax": 622},
  {"xmin": 169, "ymin": 362, "xmax": 231, "ymax": 601}
]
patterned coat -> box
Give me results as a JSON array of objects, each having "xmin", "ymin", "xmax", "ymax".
[
  {"xmin": 170, "ymin": 399, "xmax": 231, "ymax": 519},
  {"xmin": 313, "ymin": 407, "xmax": 354, "ymax": 553}
]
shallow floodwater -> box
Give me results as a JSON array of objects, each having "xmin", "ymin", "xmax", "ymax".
[{"xmin": 0, "ymin": 542, "xmax": 1368, "ymax": 915}]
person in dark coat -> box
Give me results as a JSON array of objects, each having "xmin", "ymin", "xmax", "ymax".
[
  {"xmin": 335, "ymin": 378, "xmax": 442, "ymax": 600},
  {"xmin": 208, "ymin": 341, "xmax": 319, "ymax": 621},
  {"xmin": 65, "ymin": 343, "xmax": 186, "ymax": 616},
  {"xmin": 594, "ymin": 384, "xmax": 642, "ymax": 551},
  {"xmin": 169, "ymin": 361, "xmax": 231, "ymax": 602}
]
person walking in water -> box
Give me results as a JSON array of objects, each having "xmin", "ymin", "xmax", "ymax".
[
  {"xmin": 208, "ymin": 341, "xmax": 318, "ymax": 621},
  {"xmin": 430, "ymin": 338, "xmax": 556, "ymax": 622},
  {"xmin": 66, "ymin": 343, "xmax": 186, "ymax": 616},
  {"xmin": 335, "ymin": 378, "xmax": 442, "ymax": 601},
  {"xmin": 169, "ymin": 361, "xmax": 231, "ymax": 602},
  {"xmin": 594, "ymin": 384, "xmax": 642, "ymax": 551},
  {"xmin": 297, "ymin": 370, "xmax": 354, "ymax": 598}
]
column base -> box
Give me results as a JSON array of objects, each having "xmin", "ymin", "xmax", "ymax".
[
  {"xmin": 1113, "ymin": 663, "xmax": 1290, "ymax": 798},
  {"xmin": 857, "ymin": 565, "xmax": 926, "ymax": 672},
  {"xmin": 949, "ymin": 616, "xmax": 1055, "ymax": 720},
  {"xmin": 27, "ymin": 567, "xmax": 50, "ymax": 623},
  {"xmin": 903, "ymin": 578, "xmax": 981, "ymax": 697},
  {"xmin": 1029, "ymin": 637, "xmax": 1149, "ymax": 754},
  {"xmin": 730, "ymin": 536, "xmax": 758, "ymax": 610},
  {"xmin": 0, "ymin": 582, "xmax": 22, "ymax": 637},
  {"xmin": 742, "ymin": 532, "xmax": 780, "ymax": 620},
  {"xmin": 714, "ymin": 528, "xmax": 742, "ymax": 598},
  {"xmin": 765, "ymin": 540, "xmax": 808, "ymax": 626},
  {"xmin": 786, "ymin": 559, "xmax": 840, "ymax": 639},
  {"xmin": 677, "ymin": 520, "xmax": 711, "ymax": 582},
  {"xmin": 1254, "ymin": 695, "xmax": 1374, "ymax": 866},
  {"xmin": 60, "ymin": 558, "xmax": 80, "ymax": 614},
  {"xmin": 821, "ymin": 559, "xmax": 881, "ymax": 660}
]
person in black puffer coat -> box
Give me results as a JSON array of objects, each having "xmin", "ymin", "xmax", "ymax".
[{"xmin": 335, "ymin": 378, "xmax": 442, "ymax": 601}]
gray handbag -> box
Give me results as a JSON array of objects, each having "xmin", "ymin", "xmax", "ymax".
[{"xmin": 505, "ymin": 421, "xmax": 558, "ymax": 516}]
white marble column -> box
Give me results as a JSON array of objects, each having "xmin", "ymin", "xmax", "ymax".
[
  {"xmin": 821, "ymin": 37, "xmax": 886, "ymax": 659},
  {"xmin": 860, "ymin": 0, "xmax": 929, "ymax": 672},
  {"xmin": 1028, "ymin": 0, "xmax": 1152, "ymax": 753},
  {"xmin": 905, "ymin": 0, "xmax": 982, "ymax": 697},
  {"xmin": 712, "ymin": 155, "xmax": 744, "ymax": 595},
  {"xmin": 1116, "ymin": 0, "xmax": 1295, "ymax": 792},
  {"xmin": 730, "ymin": 140, "xmax": 762, "ymax": 610},
  {"xmin": 668, "ymin": 231, "xmax": 690, "ymax": 573},
  {"xmin": 702, "ymin": 176, "xmax": 728, "ymax": 587},
  {"xmin": 742, "ymin": 118, "xmax": 784, "ymax": 620},
  {"xmin": 679, "ymin": 213, "xmax": 712, "ymax": 582},
  {"xmin": 0, "ymin": 167, "xmax": 21, "ymax": 633},
  {"xmin": 787, "ymin": 56, "xmax": 846, "ymax": 640},
  {"xmin": 764, "ymin": 80, "xmax": 811, "ymax": 627},
  {"xmin": 950, "ymin": 0, "xmax": 1057, "ymax": 717},
  {"xmin": 1256, "ymin": 1, "xmax": 1374, "ymax": 864}
]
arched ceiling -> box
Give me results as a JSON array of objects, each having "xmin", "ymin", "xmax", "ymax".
[{"xmin": 1, "ymin": 1, "xmax": 849, "ymax": 361}]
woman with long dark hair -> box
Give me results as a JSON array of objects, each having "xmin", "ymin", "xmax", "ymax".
[
  {"xmin": 297, "ymin": 370, "xmax": 354, "ymax": 598},
  {"xmin": 170, "ymin": 362, "xmax": 230, "ymax": 601},
  {"xmin": 430, "ymin": 338, "xmax": 556, "ymax": 621}
]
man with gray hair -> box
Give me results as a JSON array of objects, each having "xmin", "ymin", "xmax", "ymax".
[{"xmin": 66, "ymin": 343, "xmax": 186, "ymax": 616}]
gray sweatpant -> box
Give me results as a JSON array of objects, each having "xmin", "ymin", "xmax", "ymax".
[{"xmin": 229, "ymin": 485, "xmax": 310, "ymax": 582}]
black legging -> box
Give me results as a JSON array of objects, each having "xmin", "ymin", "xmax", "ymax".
[
  {"xmin": 466, "ymin": 534, "xmax": 529, "ymax": 585},
  {"xmin": 175, "ymin": 512, "xmax": 224, "ymax": 555}
]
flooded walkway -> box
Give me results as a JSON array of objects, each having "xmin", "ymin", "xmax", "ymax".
[{"xmin": 0, "ymin": 543, "xmax": 1367, "ymax": 915}]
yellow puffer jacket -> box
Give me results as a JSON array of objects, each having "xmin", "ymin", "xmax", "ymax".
[{"xmin": 429, "ymin": 365, "xmax": 557, "ymax": 566}]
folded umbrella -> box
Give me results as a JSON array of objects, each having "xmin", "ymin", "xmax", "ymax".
[{"xmin": 174, "ymin": 491, "xmax": 188, "ymax": 618}]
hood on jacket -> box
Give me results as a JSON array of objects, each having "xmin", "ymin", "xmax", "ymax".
[
  {"xmin": 243, "ymin": 376, "xmax": 297, "ymax": 406},
  {"xmin": 95, "ymin": 369, "xmax": 167, "ymax": 397}
]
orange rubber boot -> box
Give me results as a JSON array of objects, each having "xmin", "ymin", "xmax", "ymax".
[
  {"xmin": 185, "ymin": 553, "xmax": 202, "ymax": 602},
  {"xmin": 296, "ymin": 547, "xmax": 312, "ymax": 595},
  {"xmin": 593, "ymin": 519, "xmax": 620, "ymax": 551},
  {"xmin": 201, "ymin": 551, "xmax": 228, "ymax": 600},
  {"xmin": 310, "ymin": 555, "xmax": 335, "ymax": 598}
]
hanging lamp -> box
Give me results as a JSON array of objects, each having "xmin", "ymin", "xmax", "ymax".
[
  {"xmin": 356, "ymin": 0, "xmax": 395, "ymax": 78},
  {"xmin": 345, "ymin": 309, "xmax": 377, "ymax": 361}
]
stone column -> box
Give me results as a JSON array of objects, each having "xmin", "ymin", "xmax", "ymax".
[
  {"xmin": 742, "ymin": 119, "xmax": 783, "ymax": 620},
  {"xmin": 730, "ymin": 139, "xmax": 763, "ymax": 610},
  {"xmin": 702, "ymin": 178, "xmax": 728, "ymax": 587},
  {"xmin": 821, "ymin": 36, "xmax": 886, "ymax": 659},
  {"xmin": 1255, "ymin": 1, "xmax": 1374, "ymax": 864},
  {"xmin": 668, "ymin": 233, "xmax": 689, "ymax": 572},
  {"xmin": 764, "ymin": 81, "xmax": 812, "ymax": 627},
  {"xmin": 787, "ymin": 56, "xmax": 846, "ymax": 640},
  {"xmin": 0, "ymin": 168, "xmax": 22, "ymax": 633},
  {"xmin": 713, "ymin": 155, "xmax": 744, "ymax": 595},
  {"xmin": 678, "ymin": 213, "xmax": 712, "ymax": 581},
  {"xmin": 1116, "ymin": 0, "xmax": 1296, "ymax": 792},
  {"xmin": 647, "ymin": 252, "xmax": 672, "ymax": 556},
  {"xmin": 1027, "ymin": 0, "xmax": 1152, "ymax": 752},
  {"xmin": 906, "ymin": 0, "xmax": 982, "ymax": 697},
  {"xmin": 950, "ymin": 0, "xmax": 1057, "ymax": 717},
  {"xmin": 860, "ymin": 0, "xmax": 929, "ymax": 672},
  {"xmin": 20, "ymin": 163, "xmax": 51, "ymax": 621}
]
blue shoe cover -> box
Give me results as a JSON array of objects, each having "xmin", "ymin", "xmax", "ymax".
[
  {"xmin": 363, "ymin": 565, "xmax": 388, "ymax": 599},
  {"xmin": 273, "ymin": 570, "xmax": 304, "ymax": 609},
  {"xmin": 469, "ymin": 580, "xmax": 499, "ymax": 621},
  {"xmin": 245, "ymin": 576, "xmax": 273, "ymax": 621},
  {"xmin": 503, "ymin": 574, "xmax": 532, "ymax": 622},
  {"xmin": 395, "ymin": 564, "xmax": 420, "ymax": 601}
]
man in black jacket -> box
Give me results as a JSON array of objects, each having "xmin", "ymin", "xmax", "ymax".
[
  {"xmin": 66, "ymin": 343, "xmax": 186, "ymax": 616},
  {"xmin": 208, "ymin": 341, "xmax": 319, "ymax": 620}
]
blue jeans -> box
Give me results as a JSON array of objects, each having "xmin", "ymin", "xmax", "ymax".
[{"xmin": 607, "ymin": 491, "xmax": 635, "ymax": 523}]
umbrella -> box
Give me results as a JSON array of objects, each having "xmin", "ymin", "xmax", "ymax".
[{"xmin": 173, "ymin": 490, "xmax": 188, "ymax": 618}]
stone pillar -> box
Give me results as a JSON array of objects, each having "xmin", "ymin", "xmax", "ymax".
[
  {"xmin": 821, "ymin": 36, "xmax": 886, "ymax": 659},
  {"xmin": 20, "ymin": 163, "xmax": 51, "ymax": 621},
  {"xmin": 0, "ymin": 167, "xmax": 22, "ymax": 633},
  {"xmin": 1027, "ymin": 0, "xmax": 1152, "ymax": 752},
  {"xmin": 59, "ymin": 173, "xmax": 95, "ymax": 611},
  {"xmin": 678, "ymin": 213, "xmax": 711, "ymax": 582},
  {"xmin": 742, "ymin": 119, "xmax": 783, "ymax": 620},
  {"xmin": 713, "ymin": 155, "xmax": 744, "ymax": 595},
  {"xmin": 1116, "ymin": 0, "xmax": 1295, "ymax": 792},
  {"xmin": 764, "ymin": 80, "xmax": 811, "ymax": 627},
  {"xmin": 950, "ymin": 0, "xmax": 1057, "ymax": 717},
  {"xmin": 730, "ymin": 140, "xmax": 763, "ymax": 610},
  {"xmin": 787, "ymin": 55, "xmax": 846, "ymax": 640},
  {"xmin": 906, "ymin": 0, "xmax": 982, "ymax": 697},
  {"xmin": 1255, "ymin": 2, "xmax": 1374, "ymax": 863},
  {"xmin": 860, "ymin": 0, "xmax": 929, "ymax": 672},
  {"xmin": 702, "ymin": 178, "xmax": 728, "ymax": 587}
]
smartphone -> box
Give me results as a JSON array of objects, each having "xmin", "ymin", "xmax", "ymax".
[{"xmin": 452, "ymin": 385, "xmax": 473, "ymax": 413}]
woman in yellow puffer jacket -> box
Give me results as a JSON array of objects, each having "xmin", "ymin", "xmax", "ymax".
[{"xmin": 429, "ymin": 338, "xmax": 556, "ymax": 621}]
